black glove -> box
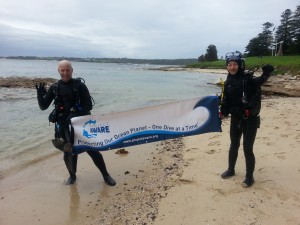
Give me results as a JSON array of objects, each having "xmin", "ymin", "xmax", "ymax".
[
  {"xmin": 220, "ymin": 104, "xmax": 229, "ymax": 118},
  {"xmin": 262, "ymin": 64, "xmax": 274, "ymax": 77},
  {"xmin": 35, "ymin": 83, "xmax": 47, "ymax": 98}
]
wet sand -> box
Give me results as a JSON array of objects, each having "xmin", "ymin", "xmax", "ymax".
[
  {"xmin": 1, "ymin": 97, "xmax": 300, "ymax": 225},
  {"xmin": 0, "ymin": 137, "xmax": 184, "ymax": 225}
]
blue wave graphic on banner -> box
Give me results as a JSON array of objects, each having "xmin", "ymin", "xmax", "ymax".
[{"xmin": 72, "ymin": 96, "xmax": 221, "ymax": 154}]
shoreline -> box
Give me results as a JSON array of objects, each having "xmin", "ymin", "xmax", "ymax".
[
  {"xmin": 152, "ymin": 67, "xmax": 300, "ymax": 97},
  {"xmin": 1, "ymin": 68, "xmax": 299, "ymax": 97},
  {"xmin": 148, "ymin": 66, "xmax": 228, "ymax": 75},
  {"xmin": 1, "ymin": 96, "xmax": 300, "ymax": 224}
]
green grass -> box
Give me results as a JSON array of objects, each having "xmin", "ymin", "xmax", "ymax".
[{"xmin": 186, "ymin": 56, "xmax": 300, "ymax": 75}]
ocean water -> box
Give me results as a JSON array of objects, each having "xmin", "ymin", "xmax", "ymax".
[{"xmin": 0, "ymin": 59, "xmax": 223, "ymax": 177}]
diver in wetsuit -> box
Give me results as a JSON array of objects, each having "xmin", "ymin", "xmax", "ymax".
[
  {"xmin": 219, "ymin": 51, "xmax": 274, "ymax": 188},
  {"xmin": 36, "ymin": 60, "xmax": 116, "ymax": 186}
]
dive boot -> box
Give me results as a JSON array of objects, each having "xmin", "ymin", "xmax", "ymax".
[
  {"xmin": 52, "ymin": 138, "xmax": 65, "ymax": 151},
  {"xmin": 103, "ymin": 175, "xmax": 116, "ymax": 186},
  {"xmin": 242, "ymin": 177, "xmax": 254, "ymax": 188},
  {"xmin": 66, "ymin": 174, "xmax": 76, "ymax": 185},
  {"xmin": 221, "ymin": 169, "xmax": 235, "ymax": 179}
]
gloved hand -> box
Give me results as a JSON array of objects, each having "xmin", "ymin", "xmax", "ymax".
[
  {"xmin": 35, "ymin": 83, "xmax": 47, "ymax": 98},
  {"xmin": 262, "ymin": 64, "xmax": 274, "ymax": 77},
  {"xmin": 219, "ymin": 105, "xmax": 229, "ymax": 118}
]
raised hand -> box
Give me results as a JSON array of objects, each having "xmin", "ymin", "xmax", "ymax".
[
  {"xmin": 262, "ymin": 64, "xmax": 274, "ymax": 76},
  {"xmin": 35, "ymin": 83, "xmax": 47, "ymax": 97}
]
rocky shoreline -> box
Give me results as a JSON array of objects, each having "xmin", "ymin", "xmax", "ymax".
[
  {"xmin": 0, "ymin": 76, "xmax": 57, "ymax": 88},
  {"xmin": 260, "ymin": 74, "xmax": 300, "ymax": 97},
  {"xmin": 1, "ymin": 71, "xmax": 300, "ymax": 97},
  {"xmin": 150, "ymin": 67, "xmax": 300, "ymax": 97}
]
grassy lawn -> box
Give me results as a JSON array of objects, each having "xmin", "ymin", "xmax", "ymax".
[{"xmin": 186, "ymin": 56, "xmax": 300, "ymax": 75}]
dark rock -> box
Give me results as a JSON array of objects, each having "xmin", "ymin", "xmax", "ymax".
[
  {"xmin": 0, "ymin": 76, "xmax": 57, "ymax": 89},
  {"xmin": 261, "ymin": 75, "xmax": 300, "ymax": 97}
]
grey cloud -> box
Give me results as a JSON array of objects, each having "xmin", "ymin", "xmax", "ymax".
[{"xmin": 0, "ymin": 0, "xmax": 299, "ymax": 58}]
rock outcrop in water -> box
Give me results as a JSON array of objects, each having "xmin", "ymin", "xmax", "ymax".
[{"xmin": 0, "ymin": 77, "xmax": 57, "ymax": 88}]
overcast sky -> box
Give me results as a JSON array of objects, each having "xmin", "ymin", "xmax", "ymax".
[{"xmin": 0, "ymin": 0, "xmax": 299, "ymax": 59}]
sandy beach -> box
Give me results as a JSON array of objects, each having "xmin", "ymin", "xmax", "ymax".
[
  {"xmin": 155, "ymin": 96, "xmax": 300, "ymax": 225},
  {"xmin": 1, "ymin": 96, "xmax": 300, "ymax": 225}
]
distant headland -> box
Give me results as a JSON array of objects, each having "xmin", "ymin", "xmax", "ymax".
[{"xmin": 0, "ymin": 56, "xmax": 198, "ymax": 66}]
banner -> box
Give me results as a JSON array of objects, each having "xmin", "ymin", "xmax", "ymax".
[{"xmin": 71, "ymin": 95, "xmax": 221, "ymax": 154}]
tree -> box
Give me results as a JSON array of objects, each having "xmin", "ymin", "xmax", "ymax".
[
  {"xmin": 197, "ymin": 54, "xmax": 205, "ymax": 62},
  {"xmin": 197, "ymin": 45, "xmax": 218, "ymax": 62},
  {"xmin": 204, "ymin": 44, "xmax": 218, "ymax": 61},
  {"xmin": 245, "ymin": 22, "xmax": 274, "ymax": 56},
  {"xmin": 245, "ymin": 37, "xmax": 263, "ymax": 56},
  {"xmin": 291, "ymin": 5, "xmax": 300, "ymax": 54},
  {"xmin": 275, "ymin": 9, "xmax": 294, "ymax": 55}
]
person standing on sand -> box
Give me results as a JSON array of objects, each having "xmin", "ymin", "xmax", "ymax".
[
  {"xmin": 219, "ymin": 51, "xmax": 274, "ymax": 188},
  {"xmin": 35, "ymin": 60, "xmax": 116, "ymax": 186}
]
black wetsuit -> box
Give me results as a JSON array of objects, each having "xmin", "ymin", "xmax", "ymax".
[
  {"xmin": 37, "ymin": 78, "xmax": 109, "ymax": 179},
  {"xmin": 220, "ymin": 69, "xmax": 269, "ymax": 179}
]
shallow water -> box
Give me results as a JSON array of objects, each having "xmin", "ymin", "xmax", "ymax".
[{"xmin": 0, "ymin": 59, "xmax": 223, "ymax": 177}]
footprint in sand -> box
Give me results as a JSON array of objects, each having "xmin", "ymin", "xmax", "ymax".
[
  {"xmin": 258, "ymin": 167, "xmax": 266, "ymax": 173},
  {"xmin": 277, "ymin": 192, "xmax": 289, "ymax": 201},
  {"xmin": 186, "ymin": 147, "xmax": 199, "ymax": 152},
  {"xmin": 208, "ymin": 141, "xmax": 221, "ymax": 146},
  {"xmin": 210, "ymin": 187, "xmax": 241, "ymax": 198},
  {"xmin": 262, "ymin": 136, "xmax": 270, "ymax": 140},
  {"xmin": 260, "ymin": 154, "xmax": 270, "ymax": 159},
  {"xmin": 274, "ymin": 152, "xmax": 286, "ymax": 160},
  {"xmin": 280, "ymin": 134, "xmax": 288, "ymax": 138},
  {"xmin": 289, "ymin": 143, "xmax": 296, "ymax": 148},
  {"xmin": 178, "ymin": 178, "xmax": 195, "ymax": 185},
  {"xmin": 209, "ymin": 134, "xmax": 221, "ymax": 139},
  {"xmin": 184, "ymin": 158, "xmax": 195, "ymax": 166},
  {"xmin": 266, "ymin": 142, "xmax": 274, "ymax": 146},
  {"xmin": 206, "ymin": 149, "xmax": 216, "ymax": 154}
]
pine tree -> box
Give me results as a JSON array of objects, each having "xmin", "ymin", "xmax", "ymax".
[
  {"xmin": 291, "ymin": 5, "xmax": 300, "ymax": 54},
  {"xmin": 245, "ymin": 22, "xmax": 274, "ymax": 56},
  {"xmin": 275, "ymin": 9, "xmax": 294, "ymax": 55}
]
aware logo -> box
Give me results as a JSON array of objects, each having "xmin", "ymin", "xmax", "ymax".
[{"xmin": 82, "ymin": 120, "xmax": 110, "ymax": 139}]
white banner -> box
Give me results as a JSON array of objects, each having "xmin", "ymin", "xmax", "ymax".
[{"xmin": 71, "ymin": 95, "xmax": 221, "ymax": 153}]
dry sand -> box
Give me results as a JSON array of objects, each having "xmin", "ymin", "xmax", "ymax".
[
  {"xmin": 1, "ymin": 97, "xmax": 300, "ymax": 225},
  {"xmin": 155, "ymin": 97, "xmax": 300, "ymax": 225}
]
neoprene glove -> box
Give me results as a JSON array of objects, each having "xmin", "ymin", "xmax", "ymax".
[
  {"xmin": 35, "ymin": 83, "xmax": 47, "ymax": 98},
  {"xmin": 220, "ymin": 108, "xmax": 229, "ymax": 117},
  {"xmin": 219, "ymin": 103, "xmax": 229, "ymax": 117},
  {"xmin": 262, "ymin": 64, "xmax": 274, "ymax": 77}
]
